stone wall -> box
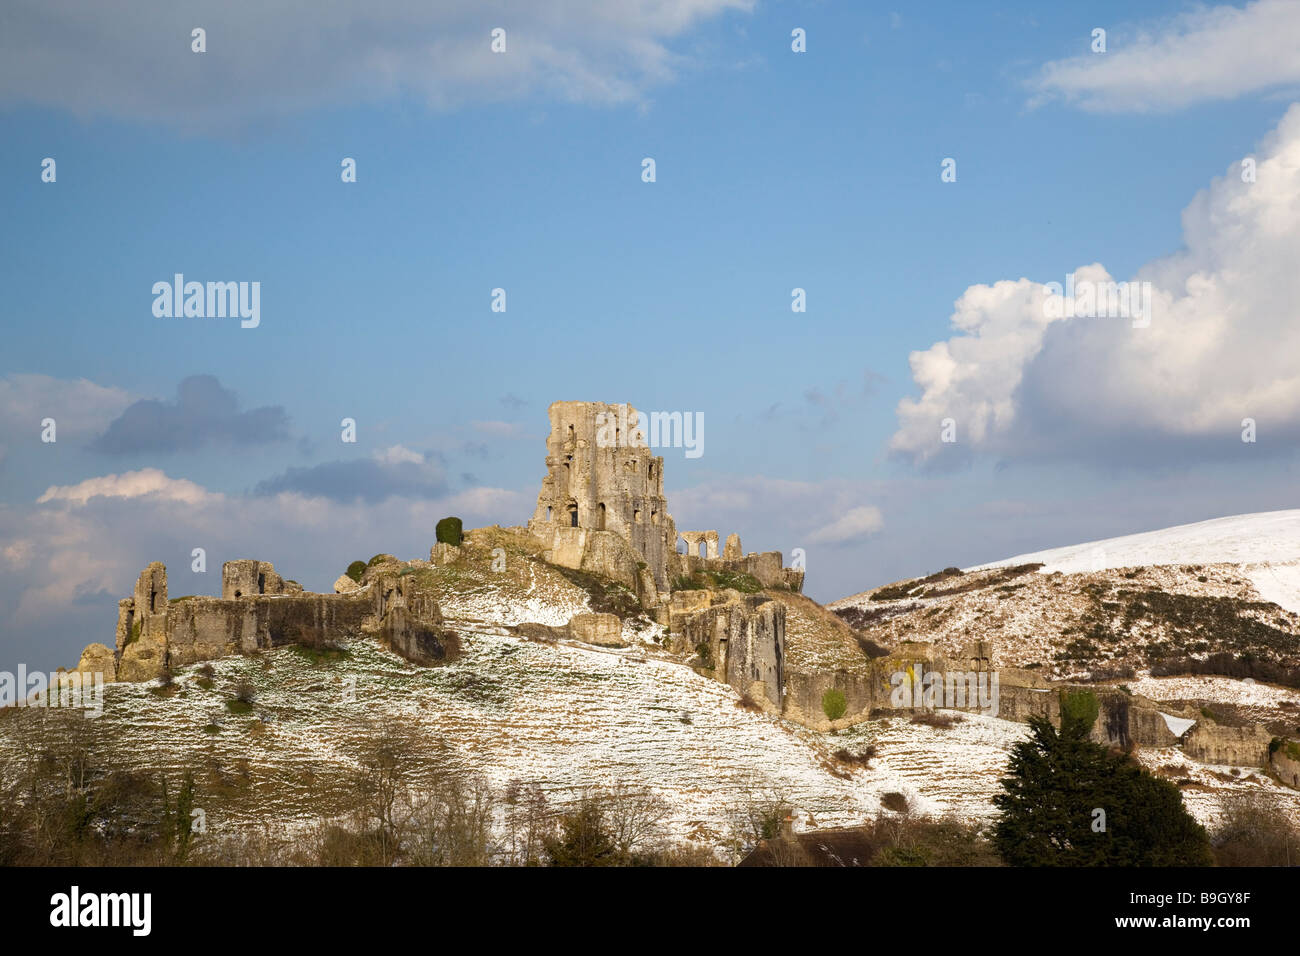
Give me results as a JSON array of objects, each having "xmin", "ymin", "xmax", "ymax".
[
  {"xmin": 677, "ymin": 550, "xmax": 804, "ymax": 592},
  {"xmin": 87, "ymin": 559, "xmax": 455, "ymax": 682}
]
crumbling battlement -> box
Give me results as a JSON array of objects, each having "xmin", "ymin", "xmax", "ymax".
[
  {"xmin": 221, "ymin": 559, "xmax": 302, "ymax": 600},
  {"xmin": 675, "ymin": 533, "xmax": 804, "ymax": 592},
  {"xmin": 82, "ymin": 558, "xmax": 455, "ymax": 682}
]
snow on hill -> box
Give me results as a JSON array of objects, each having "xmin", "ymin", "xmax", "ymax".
[{"xmin": 971, "ymin": 510, "xmax": 1300, "ymax": 613}]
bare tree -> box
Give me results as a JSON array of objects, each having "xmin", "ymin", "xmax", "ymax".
[
  {"xmin": 503, "ymin": 778, "xmax": 553, "ymax": 865},
  {"xmin": 409, "ymin": 773, "xmax": 495, "ymax": 866},
  {"xmin": 352, "ymin": 716, "xmax": 418, "ymax": 864},
  {"xmin": 603, "ymin": 783, "xmax": 671, "ymax": 859}
]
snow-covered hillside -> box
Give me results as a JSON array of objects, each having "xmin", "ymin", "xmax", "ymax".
[{"xmin": 970, "ymin": 510, "xmax": 1300, "ymax": 613}]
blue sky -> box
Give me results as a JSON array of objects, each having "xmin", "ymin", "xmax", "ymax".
[{"xmin": 3, "ymin": 0, "xmax": 1300, "ymax": 671}]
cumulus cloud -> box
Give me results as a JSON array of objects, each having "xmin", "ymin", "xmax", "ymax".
[
  {"xmin": 37, "ymin": 468, "xmax": 215, "ymax": 506},
  {"xmin": 891, "ymin": 102, "xmax": 1300, "ymax": 467},
  {"xmin": 92, "ymin": 375, "xmax": 290, "ymax": 454},
  {"xmin": 1030, "ymin": 0, "xmax": 1300, "ymax": 112},
  {"xmin": 805, "ymin": 505, "xmax": 884, "ymax": 546},
  {"xmin": 0, "ymin": 0, "xmax": 753, "ymax": 129},
  {"xmin": 0, "ymin": 373, "xmax": 133, "ymax": 442},
  {"xmin": 254, "ymin": 446, "xmax": 448, "ymax": 502}
]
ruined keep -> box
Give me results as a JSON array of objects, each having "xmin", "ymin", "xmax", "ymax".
[
  {"xmin": 526, "ymin": 400, "xmax": 807, "ymax": 709},
  {"xmin": 528, "ymin": 401, "xmax": 681, "ymax": 604},
  {"xmin": 527, "ymin": 400, "xmax": 806, "ymax": 601}
]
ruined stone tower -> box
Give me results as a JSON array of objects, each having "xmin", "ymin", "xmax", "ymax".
[{"xmin": 528, "ymin": 401, "xmax": 679, "ymax": 598}]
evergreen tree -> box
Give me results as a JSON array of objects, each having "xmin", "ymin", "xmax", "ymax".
[
  {"xmin": 544, "ymin": 796, "xmax": 620, "ymax": 866},
  {"xmin": 993, "ymin": 693, "xmax": 1212, "ymax": 866}
]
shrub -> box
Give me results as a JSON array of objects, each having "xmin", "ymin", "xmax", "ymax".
[
  {"xmin": 436, "ymin": 517, "xmax": 463, "ymax": 546},
  {"xmin": 735, "ymin": 695, "xmax": 762, "ymax": 713},
  {"xmin": 367, "ymin": 553, "xmax": 389, "ymax": 567},
  {"xmin": 1211, "ymin": 792, "xmax": 1300, "ymax": 866},
  {"xmin": 671, "ymin": 570, "xmax": 762, "ymax": 594},
  {"xmin": 833, "ymin": 746, "xmax": 877, "ymax": 766},
  {"xmin": 855, "ymin": 635, "xmax": 892, "ymax": 658},
  {"xmin": 1060, "ymin": 689, "xmax": 1100, "ymax": 735},
  {"xmin": 910, "ymin": 711, "xmax": 962, "ymax": 729},
  {"xmin": 232, "ymin": 681, "xmax": 257, "ymax": 705},
  {"xmin": 822, "ymin": 688, "xmax": 847, "ymax": 722},
  {"xmin": 881, "ymin": 792, "xmax": 910, "ymax": 813},
  {"xmin": 346, "ymin": 561, "xmax": 367, "ymax": 583}
]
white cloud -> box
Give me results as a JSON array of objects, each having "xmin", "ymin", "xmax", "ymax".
[
  {"xmin": 372, "ymin": 444, "xmax": 426, "ymax": 466},
  {"xmin": 805, "ymin": 506, "xmax": 884, "ymax": 546},
  {"xmin": 37, "ymin": 468, "xmax": 216, "ymax": 506},
  {"xmin": 0, "ymin": 0, "xmax": 753, "ymax": 129},
  {"xmin": 1031, "ymin": 0, "xmax": 1300, "ymax": 112},
  {"xmin": 471, "ymin": 420, "xmax": 528, "ymax": 438},
  {"xmin": 0, "ymin": 373, "xmax": 132, "ymax": 441},
  {"xmin": 891, "ymin": 102, "xmax": 1300, "ymax": 465}
]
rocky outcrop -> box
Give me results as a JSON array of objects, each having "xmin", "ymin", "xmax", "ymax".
[
  {"xmin": 429, "ymin": 542, "xmax": 461, "ymax": 566},
  {"xmin": 333, "ymin": 574, "xmax": 360, "ymax": 594},
  {"xmin": 75, "ymin": 643, "xmax": 116, "ymax": 682},
  {"xmin": 1271, "ymin": 741, "xmax": 1300, "ymax": 789},
  {"xmin": 569, "ymin": 612, "xmax": 624, "ymax": 647},
  {"xmin": 670, "ymin": 590, "xmax": 786, "ymax": 709},
  {"xmin": 1184, "ymin": 721, "xmax": 1274, "ymax": 766}
]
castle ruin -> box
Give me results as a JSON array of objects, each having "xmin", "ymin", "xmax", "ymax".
[{"xmin": 81, "ymin": 558, "xmax": 456, "ymax": 682}]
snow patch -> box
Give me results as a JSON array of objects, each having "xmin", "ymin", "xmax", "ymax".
[
  {"xmin": 1158, "ymin": 712, "xmax": 1197, "ymax": 737},
  {"xmin": 970, "ymin": 509, "xmax": 1300, "ymax": 575}
]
